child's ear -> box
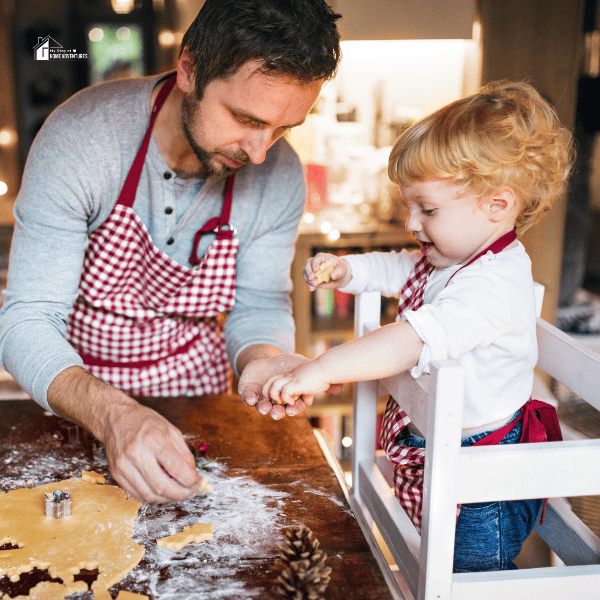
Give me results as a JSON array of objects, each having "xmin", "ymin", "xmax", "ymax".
[
  {"xmin": 177, "ymin": 49, "xmax": 196, "ymax": 94},
  {"xmin": 481, "ymin": 187, "xmax": 518, "ymax": 222}
]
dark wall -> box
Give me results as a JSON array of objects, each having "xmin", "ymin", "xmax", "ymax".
[{"xmin": 477, "ymin": 0, "xmax": 586, "ymax": 320}]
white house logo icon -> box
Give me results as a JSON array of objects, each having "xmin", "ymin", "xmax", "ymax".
[{"xmin": 33, "ymin": 36, "xmax": 63, "ymax": 60}]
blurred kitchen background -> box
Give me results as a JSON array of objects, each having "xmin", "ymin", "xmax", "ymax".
[
  {"xmin": 0, "ymin": 3, "xmax": 595, "ymax": 389},
  {"xmin": 0, "ymin": 0, "xmax": 595, "ymax": 408},
  {"xmin": 0, "ymin": 0, "xmax": 596, "ymax": 316}
]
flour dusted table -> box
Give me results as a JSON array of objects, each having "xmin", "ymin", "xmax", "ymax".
[{"xmin": 0, "ymin": 395, "xmax": 393, "ymax": 599}]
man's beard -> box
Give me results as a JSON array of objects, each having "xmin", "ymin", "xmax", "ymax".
[{"xmin": 180, "ymin": 93, "xmax": 249, "ymax": 178}]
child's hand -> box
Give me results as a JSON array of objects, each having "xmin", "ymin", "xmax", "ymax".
[
  {"xmin": 303, "ymin": 253, "xmax": 351, "ymax": 291},
  {"xmin": 262, "ymin": 359, "xmax": 331, "ymax": 408}
]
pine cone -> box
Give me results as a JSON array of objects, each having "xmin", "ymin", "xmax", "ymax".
[{"xmin": 274, "ymin": 525, "xmax": 332, "ymax": 600}]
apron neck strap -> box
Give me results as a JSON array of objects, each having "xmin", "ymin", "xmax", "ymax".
[
  {"xmin": 445, "ymin": 228, "xmax": 517, "ymax": 287},
  {"xmin": 117, "ymin": 74, "xmax": 178, "ymax": 209},
  {"xmin": 189, "ymin": 174, "xmax": 236, "ymax": 265}
]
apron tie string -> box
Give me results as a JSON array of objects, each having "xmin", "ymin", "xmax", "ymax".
[{"xmin": 472, "ymin": 398, "xmax": 563, "ymax": 523}]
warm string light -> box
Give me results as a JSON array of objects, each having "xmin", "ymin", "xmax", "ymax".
[
  {"xmin": 111, "ymin": 0, "xmax": 135, "ymax": 14},
  {"xmin": 116, "ymin": 27, "xmax": 131, "ymax": 41},
  {"xmin": 158, "ymin": 30, "xmax": 175, "ymax": 47},
  {"xmin": 0, "ymin": 128, "xmax": 17, "ymax": 196},
  {"xmin": 0, "ymin": 129, "xmax": 16, "ymax": 147},
  {"xmin": 88, "ymin": 28, "xmax": 104, "ymax": 42}
]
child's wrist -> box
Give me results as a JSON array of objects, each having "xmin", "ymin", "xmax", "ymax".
[
  {"xmin": 313, "ymin": 355, "xmax": 330, "ymax": 386},
  {"xmin": 338, "ymin": 259, "xmax": 352, "ymax": 288}
]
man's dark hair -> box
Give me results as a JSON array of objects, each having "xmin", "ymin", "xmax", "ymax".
[{"xmin": 180, "ymin": 0, "xmax": 341, "ymax": 98}]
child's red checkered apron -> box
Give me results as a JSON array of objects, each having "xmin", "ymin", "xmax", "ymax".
[
  {"xmin": 66, "ymin": 74, "xmax": 238, "ymax": 396},
  {"xmin": 379, "ymin": 230, "xmax": 561, "ymax": 532}
]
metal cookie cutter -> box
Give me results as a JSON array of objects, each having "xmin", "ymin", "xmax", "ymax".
[{"xmin": 45, "ymin": 489, "xmax": 72, "ymax": 519}]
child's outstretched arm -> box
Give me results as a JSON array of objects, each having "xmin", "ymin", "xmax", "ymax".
[
  {"xmin": 263, "ymin": 320, "xmax": 424, "ymax": 405},
  {"xmin": 303, "ymin": 252, "xmax": 352, "ymax": 291}
]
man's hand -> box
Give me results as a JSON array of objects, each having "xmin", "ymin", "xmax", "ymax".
[
  {"xmin": 102, "ymin": 402, "xmax": 201, "ymax": 502},
  {"xmin": 237, "ymin": 347, "xmax": 342, "ymax": 419},
  {"xmin": 48, "ymin": 366, "xmax": 201, "ymax": 503},
  {"xmin": 238, "ymin": 352, "xmax": 310, "ymax": 418}
]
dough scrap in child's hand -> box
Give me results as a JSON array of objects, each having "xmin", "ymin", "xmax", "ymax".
[
  {"xmin": 315, "ymin": 261, "xmax": 334, "ymax": 283},
  {"xmin": 156, "ymin": 522, "xmax": 214, "ymax": 550}
]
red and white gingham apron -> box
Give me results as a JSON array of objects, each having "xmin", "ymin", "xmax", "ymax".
[
  {"xmin": 66, "ymin": 75, "xmax": 238, "ymax": 396},
  {"xmin": 379, "ymin": 230, "xmax": 562, "ymax": 531}
]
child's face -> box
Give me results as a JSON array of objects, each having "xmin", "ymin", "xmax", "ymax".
[{"xmin": 401, "ymin": 178, "xmax": 499, "ymax": 269}]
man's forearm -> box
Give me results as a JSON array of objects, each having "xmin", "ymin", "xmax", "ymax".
[
  {"xmin": 48, "ymin": 365, "xmax": 202, "ymax": 502},
  {"xmin": 47, "ymin": 365, "xmax": 138, "ymax": 444}
]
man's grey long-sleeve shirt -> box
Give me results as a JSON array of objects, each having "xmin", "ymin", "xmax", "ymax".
[{"xmin": 0, "ymin": 73, "xmax": 305, "ymax": 410}]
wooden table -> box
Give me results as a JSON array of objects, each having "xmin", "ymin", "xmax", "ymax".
[{"xmin": 0, "ymin": 396, "xmax": 394, "ymax": 599}]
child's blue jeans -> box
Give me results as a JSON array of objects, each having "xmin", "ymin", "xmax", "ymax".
[{"xmin": 397, "ymin": 412, "xmax": 543, "ymax": 572}]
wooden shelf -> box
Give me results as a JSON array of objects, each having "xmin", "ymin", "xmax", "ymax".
[{"xmin": 312, "ymin": 316, "xmax": 355, "ymax": 333}]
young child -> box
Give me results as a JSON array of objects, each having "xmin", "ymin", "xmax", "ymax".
[{"xmin": 263, "ymin": 81, "xmax": 574, "ymax": 572}]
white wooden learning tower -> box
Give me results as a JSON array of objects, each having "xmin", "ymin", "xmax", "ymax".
[{"xmin": 347, "ymin": 286, "xmax": 600, "ymax": 600}]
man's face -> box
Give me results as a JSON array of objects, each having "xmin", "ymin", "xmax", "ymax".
[{"xmin": 180, "ymin": 60, "xmax": 324, "ymax": 178}]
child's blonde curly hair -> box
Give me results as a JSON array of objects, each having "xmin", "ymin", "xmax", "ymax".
[{"xmin": 388, "ymin": 80, "xmax": 575, "ymax": 233}]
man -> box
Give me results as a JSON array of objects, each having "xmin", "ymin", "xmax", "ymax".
[{"xmin": 0, "ymin": 0, "xmax": 341, "ymax": 502}]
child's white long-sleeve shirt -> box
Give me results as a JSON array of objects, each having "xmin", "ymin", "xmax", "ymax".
[{"xmin": 340, "ymin": 244, "xmax": 537, "ymax": 429}]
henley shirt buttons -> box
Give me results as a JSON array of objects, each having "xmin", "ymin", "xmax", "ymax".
[
  {"xmin": 167, "ymin": 237, "xmax": 174, "ymax": 245},
  {"xmin": 165, "ymin": 207, "xmax": 173, "ymax": 214},
  {"xmin": 163, "ymin": 171, "xmax": 172, "ymax": 180}
]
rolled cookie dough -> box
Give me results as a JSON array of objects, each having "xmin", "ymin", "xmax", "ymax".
[{"xmin": 0, "ymin": 478, "xmax": 144, "ymax": 600}]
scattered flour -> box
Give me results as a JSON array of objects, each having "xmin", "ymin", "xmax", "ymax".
[
  {"xmin": 1, "ymin": 422, "xmax": 351, "ymax": 599},
  {"xmin": 286, "ymin": 478, "xmax": 353, "ymax": 514},
  {"xmin": 1, "ymin": 444, "xmax": 292, "ymax": 599},
  {"xmin": 1, "ymin": 443, "xmax": 98, "ymax": 489},
  {"xmin": 121, "ymin": 465, "xmax": 292, "ymax": 599}
]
